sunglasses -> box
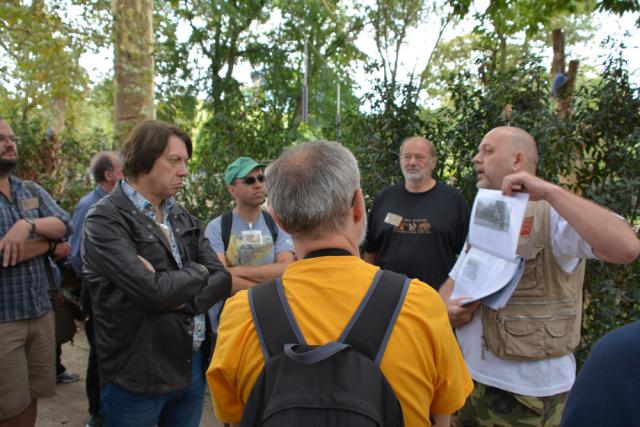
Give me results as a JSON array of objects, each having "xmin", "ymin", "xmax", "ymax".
[{"xmin": 240, "ymin": 174, "xmax": 265, "ymax": 185}]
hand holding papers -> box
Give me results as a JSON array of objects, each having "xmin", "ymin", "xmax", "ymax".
[{"xmin": 451, "ymin": 189, "xmax": 529, "ymax": 309}]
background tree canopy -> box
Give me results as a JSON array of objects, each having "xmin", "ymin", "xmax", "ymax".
[{"xmin": 1, "ymin": 0, "xmax": 638, "ymax": 364}]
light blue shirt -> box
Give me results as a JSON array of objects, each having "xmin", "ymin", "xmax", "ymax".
[
  {"xmin": 205, "ymin": 210, "xmax": 293, "ymax": 266},
  {"xmin": 69, "ymin": 185, "xmax": 108, "ymax": 276}
]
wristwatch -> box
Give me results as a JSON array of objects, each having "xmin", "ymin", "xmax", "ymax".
[{"xmin": 23, "ymin": 217, "xmax": 36, "ymax": 234}]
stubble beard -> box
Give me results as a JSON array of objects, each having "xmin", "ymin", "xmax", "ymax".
[{"xmin": 402, "ymin": 168, "xmax": 429, "ymax": 184}]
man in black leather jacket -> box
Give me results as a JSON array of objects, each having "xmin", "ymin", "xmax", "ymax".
[{"xmin": 83, "ymin": 120, "xmax": 231, "ymax": 427}]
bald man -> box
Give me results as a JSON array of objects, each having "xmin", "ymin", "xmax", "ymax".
[
  {"xmin": 363, "ymin": 136, "xmax": 468, "ymax": 289},
  {"xmin": 439, "ymin": 127, "xmax": 640, "ymax": 426}
]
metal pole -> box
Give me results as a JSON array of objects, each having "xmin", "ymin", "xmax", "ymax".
[
  {"xmin": 303, "ymin": 39, "xmax": 309, "ymax": 123},
  {"xmin": 336, "ymin": 82, "xmax": 341, "ymax": 141}
]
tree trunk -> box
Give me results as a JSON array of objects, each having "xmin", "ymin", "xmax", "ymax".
[
  {"xmin": 551, "ymin": 29, "xmax": 565, "ymax": 75},
  {"xmin": 51, "ymin": 97, "xmax": 66, "ymax": 135},
  {"xmin": 113, "ymin": 0, "xmax": 155, "ymax": 141},
  {"xmin": 552, "ymin": 29, "xmax": 581, "ymax": 190}
]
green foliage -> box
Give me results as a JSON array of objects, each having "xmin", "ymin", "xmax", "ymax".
[
  {"xmin": 179, "ymin": 91, "xmax": 292, "ymax": 222},
  {"xmin": 0, "ymin": 1, "xmax": 106, "ymax": 127},
  {"xmin": 355, "ymin": 53, "xmax": 574, "ymax": 204},
  {"xmin": 571, "ymin": 39, "xmax": 640, "ymax": 364},
  {"xmin": 341, "ymin": 78, "xmax": 426, "ymax": 203},
  {"xmin": 7, "ymin": 114, "xmax": 109, "ymax": 213},
  {"xmin": 480, "ymin": 0, "xmax": 582, "ymax": 38},
  {"xmin": 440, "ymin": 54, "xmax": 575, "ymax": 199},
  {"xmin": 596, "ymin": 0, "xmax": 640, "ymax": 16}
]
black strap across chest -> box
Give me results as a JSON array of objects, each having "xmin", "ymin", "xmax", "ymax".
[
  {"xmin": 221, "ymin": 209, "xmax": 279, "ymax": 252},
  {"xmin": 249, "ymin": 262, "xmax": 410, "ymax": 365}
]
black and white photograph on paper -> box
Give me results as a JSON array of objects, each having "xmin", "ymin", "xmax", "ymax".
[{"xmin": 473, "ymin": 199, "xmax": 510, "ymax": 232}]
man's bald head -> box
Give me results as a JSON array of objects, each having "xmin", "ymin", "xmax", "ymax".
[
  {"xmin": 486, "ymin": 127, "xmax": 538, "ymax": 171},
  {"xmin": 473, "ymin": 127, "xmax": 539, "ymax": 189}
]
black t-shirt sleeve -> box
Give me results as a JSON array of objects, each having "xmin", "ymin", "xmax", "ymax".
[{"xmin": 454, "ymin": 194, "xmax": 470, "ymax": 253}]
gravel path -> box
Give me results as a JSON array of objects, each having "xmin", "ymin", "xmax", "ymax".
[{"xmin": 36, "ymin": 322, "xmax": 222, "ymax": 427}]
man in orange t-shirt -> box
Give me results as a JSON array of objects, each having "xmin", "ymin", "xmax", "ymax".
[{"xmin": 207, "ymin": 140, "xmax": 472, "ymax": 426}]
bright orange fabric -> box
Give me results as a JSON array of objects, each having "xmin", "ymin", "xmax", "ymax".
[{"xmin": 207, "ymin": 255, "xmax": 472, "ymax": 426}]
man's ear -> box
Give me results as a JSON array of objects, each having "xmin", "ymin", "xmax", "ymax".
[
  {"xmin": 226, "ymin": 184, "xmax": 236, "ymax": 198},
  {"xmin": 513, "ymin": 151, "xmax": 526, "ymax": 172},
  {"xmin": 429, "ymin": 155, "xmax": 438, "ymax": 170},
  {"xmin": 353, "ymin": 188, "xmax": 365, "ymax": 223}
]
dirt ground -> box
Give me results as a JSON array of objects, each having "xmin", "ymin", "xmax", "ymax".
[{"xmin": 36, "ymin": 323, "xmax": 222, "ymax": 427}]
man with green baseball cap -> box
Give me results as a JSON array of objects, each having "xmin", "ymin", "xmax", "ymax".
[
  {"xmin": 223, "ymin": 157, "xmax": 266, "ymax": 185},
  {"xmin": 205, "ymin": 156, "xmax": 294, "ymax": 331}
]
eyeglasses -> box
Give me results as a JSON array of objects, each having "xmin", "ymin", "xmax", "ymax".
[
  {"xmin": 240, "ymin": 174, "xmax": 265, "ymax": 185},
  {"xmin": 0, "ymin": 135, "xmax": 19, "ymax": 144}
]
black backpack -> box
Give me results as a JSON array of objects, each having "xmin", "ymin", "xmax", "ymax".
[
  {"xmin": 240, "ymin": 269, "xmax": 409, "ymax": 427},
  {"xmin": 220, "ymin": 209, "xmax": 279, "ymax": 252}
]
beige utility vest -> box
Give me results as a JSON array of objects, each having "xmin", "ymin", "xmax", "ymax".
[{"xmin": 482, "ymin": 200, "xmax": 585, "ymax": 360}]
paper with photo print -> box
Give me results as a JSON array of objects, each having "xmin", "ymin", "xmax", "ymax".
[
  {"xmin": 468, "ymin": 189, "xmax": 529, "ymax": 259},
  {"xmin": 451, "ymin": 189, "xmax": 529, "ymax": 309},
  {"xmin": 452, "ymin": 248, "xmax": 525, "ymax": 309}
]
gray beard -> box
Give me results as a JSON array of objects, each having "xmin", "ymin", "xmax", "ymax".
[{"xmin": 0, "ymin": 159, "xmax": 17, "ymax": 177}]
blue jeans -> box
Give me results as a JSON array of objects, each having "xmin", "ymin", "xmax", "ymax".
[{"xmin": 101, "ymin": 350, "xmax": 205, "ymax": 427}]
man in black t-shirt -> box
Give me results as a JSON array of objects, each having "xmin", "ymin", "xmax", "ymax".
[{"xmin": 362, "ymin": 136, "xmax": 468, "ymax": 290}]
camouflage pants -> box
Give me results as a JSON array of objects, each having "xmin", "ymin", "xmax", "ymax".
[{"xmin": 454, "ymin": 382, "xmax": 568, "ymax": 427}]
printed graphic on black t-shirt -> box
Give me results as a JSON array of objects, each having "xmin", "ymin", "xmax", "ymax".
[{"xmin": 396, "ymin": 218, "xmax": 432, "ymax": 234}]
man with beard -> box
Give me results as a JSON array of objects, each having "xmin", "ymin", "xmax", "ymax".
[
  {"xmin": 0, "ymin": 119, "xmax": 71, "ymax": 426},
  {"xmin": 205, "ymin": 157, "xmax": 294, "ymax": 295},
  {"xmin": 82, "ymin": 120, "xmax": 231, "ymax": 426},
  {"xmin": 363, "ymin": 136, "xmax": 468, "ymax": 290},
  {"xmin": 440, "ymin": 126, "xmax": 640, "ymax": 426}
]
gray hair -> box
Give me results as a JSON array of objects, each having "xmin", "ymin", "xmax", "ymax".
[
  {"xmin": 90, "ymin": 151, "xmax": 120, "ymax": 183},
  {"xmin": 266, "ymin": 140, "xmax": 360, "ymax": 238},
  {"xmin": 399, "ymin": 136, "xmax": 437, "ymax": 158}
]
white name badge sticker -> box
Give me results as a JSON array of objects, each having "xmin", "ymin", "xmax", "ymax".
[
  {"xmin": 242, "ymin": 229, "xmax": 263, "ymax": 245},
  {"xmin": 384, "ymin": 212, "xmax": 403, "ymax": 227},
  {"xmin": 21, "ymin": 197, "xmax": 39, "ymax": 211}
]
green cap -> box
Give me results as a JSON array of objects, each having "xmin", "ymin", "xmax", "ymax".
[{"xmin": 224, "ymin": 157, "xmax": 265, "ymax": 185}]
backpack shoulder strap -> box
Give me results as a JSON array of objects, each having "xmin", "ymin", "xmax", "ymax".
[
  {"xmin": 249, "ymin": 278, "xmax": 305, "ymax": 362},
  {"xmin": 340, "ymin": 270, "xmax": 410, "ymax": 364},
  {"xmin": 262, "ymin": 210, "xmax": 279, "ymax": 243},
  {"xmin": 220, "ymin": 210, "xmax": 233, "ymax": 252}
]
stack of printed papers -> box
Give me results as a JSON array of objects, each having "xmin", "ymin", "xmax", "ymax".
[{"xmin": 451, "ymin": 189, "xmax": 529, "ymax": 310}]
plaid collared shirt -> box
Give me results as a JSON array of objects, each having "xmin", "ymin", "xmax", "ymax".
[
  {"xmin": 0, "ymin": 176, "xmax": 71, "ymax": 323},
  {"xmin": 121, "ymin": 180, "xmax": 205, "ymax": 351}
]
